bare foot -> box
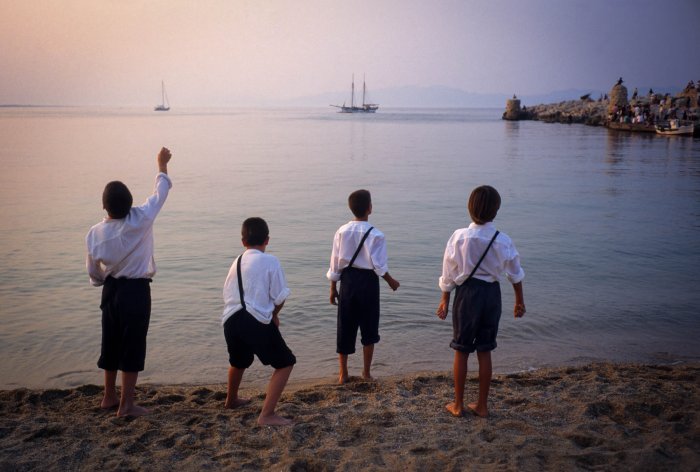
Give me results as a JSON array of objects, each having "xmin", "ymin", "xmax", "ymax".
[
  {"xmin": 467, "ymin": 402, "xmax": 488, "ymax": 418},
  {"xmin": 338, "ymin": 374, "xmax": 348, "ymax": 385},
  {"xmin": 361, "ymin": 373, "xmax": 375, "ymax": 382},
  {"xmin": 101, "ymin": 397, "xmax": 119, "ymax": 410},
  {"xmin": 117, "ymin": 404, "xmax": 150, "ymax": 418},
  {"xmin": 257, "ymin": 413, "xmax": 293, "ymax": 426},
  {"xmin": 445, "ymin": 402, "xmax": 464, "ymax": 417},
  {"xmin": 224, "ymin": 398, "xmax": 251, "ymax": 409}
]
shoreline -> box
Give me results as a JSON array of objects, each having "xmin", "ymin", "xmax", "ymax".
[{"xmin": 2, "ymin": 361, "xmax": 698, "ymax": 471}]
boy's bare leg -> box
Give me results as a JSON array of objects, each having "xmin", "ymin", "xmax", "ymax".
[
  {"xmin": 338, "ymin": 354, "xmax": 349, "ymax": 384},
  {"xmin": 225, "ymin": 366, "xmax": 251, "ymax": 408},
  {"xmin": 446, "ymin": 350, "xmax": 469, "ymax": 417},
  {"xmin": 101, "ymin": 370, "xmax": 119, "ymax": 409},
  {"xmin": 117, "ymin": 371, "xmax": 149, "ymax": 417},
  {"xmin": 467, "ymin": 351, "xmax": 492, "ymax": 418},
  {"xmin": 258, "ymin": 365, "xmax": 293, "ymax": 426},
  {"xmin": 362, "ymin": 344, "xmax": 375, "ymax": 380}
]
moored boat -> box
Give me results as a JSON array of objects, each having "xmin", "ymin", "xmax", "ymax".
[
  {"xmin": 605, "ymin": 121, "xmax": 656, "ymax": 133},
  {"xmin": 331, "ymin": 75, "xmax": 378, "ymax": 113},
  {"xmin": 655, "ymin": 119, "xmax": 694, "ymax": 136}
]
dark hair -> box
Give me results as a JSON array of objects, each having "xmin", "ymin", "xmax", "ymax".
[
  {"xmin": 241, "ymin": 217, "xmax": 269, "ymax": 246},
  {"xmin": 102, "ymin": 181, "xmax": 133, "ymax": 219},
  {"xmin": 468, "ymin": 185, "xmax": 501, "ymax": 224},
  {"xmin": 348, "ymin": 189, "xmax": 372, "ymax": 218}
]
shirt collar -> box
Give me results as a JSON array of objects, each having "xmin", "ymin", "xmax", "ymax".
[{"xmin": 468, "ymin": 221, "xmax": 496, "ymax": 230}]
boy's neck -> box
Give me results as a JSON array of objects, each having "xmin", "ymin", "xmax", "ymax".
[{"xmin": 244, "ymin": 244, "xmax": 266, "ymax": 253}]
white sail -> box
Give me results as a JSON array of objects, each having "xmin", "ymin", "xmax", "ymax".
[{"xmin": 154, "ymin": 81, "xmax": 170, "ymax": 111}]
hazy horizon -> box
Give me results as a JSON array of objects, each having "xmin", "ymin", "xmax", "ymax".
[{"xmin": 1, "ymin": 0, "xmax": 698, "ymax": 107}]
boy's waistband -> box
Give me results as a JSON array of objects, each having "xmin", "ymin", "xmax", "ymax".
[
  {"xmin": 459, "ymin": 277, "xmax": 499, "ymax": 287},
  {"xmin": 342, "ymin": 266, "xmax": 377, "ymax": 274},
  {"xmin": 105, "ymin": 276, "xmax": 152, "ymax": 285}
]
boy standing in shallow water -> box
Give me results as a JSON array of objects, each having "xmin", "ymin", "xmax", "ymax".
[
  {"xmin": 327, "ymin": 189, "xmax": 400, "ymax": 384},
  {"xmin": 436, "ymin": 185, "xmax": 526, "ymax": 418},
  {"xmin": 86, "ymin": 147, "xmax": 172, "ymax": 417},
  {"xmin": 221, "ymin": 217, "xmax": 295, "ymax": 426}
]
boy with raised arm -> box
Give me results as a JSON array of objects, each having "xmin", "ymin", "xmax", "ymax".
[
  {"xmin": 221, "ymin": 217, "xmax": 295, "ymax": 426},
  {"xmin": 86, "ymin": 147, "xmax": 172, "ymax": 417},
  {"xmin": 327, "ymin": 189, "xmax": 400, "ymax": 384}
]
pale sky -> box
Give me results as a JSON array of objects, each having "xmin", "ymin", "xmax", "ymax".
[{"xmin": 1, "ymin": 0, "xmax": 699, "ymax": 106}]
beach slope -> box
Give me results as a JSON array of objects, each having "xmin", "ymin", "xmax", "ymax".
[{"xmin": 1, "ymin": 362, "xmax": 698, "ymax": 471}]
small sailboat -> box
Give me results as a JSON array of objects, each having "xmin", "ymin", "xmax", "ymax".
[
  {"xmin": 331, "ymin": 74, "xmax": 378, "ymax": 113},
  {"xmin": 154, "ymin": 81, "xmax": 170, "ymax": 111}
]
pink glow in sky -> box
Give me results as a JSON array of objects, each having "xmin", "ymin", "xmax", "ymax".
[{"xmin": 1, "ymin": 0, "xmax": 698, "ymax": 106}]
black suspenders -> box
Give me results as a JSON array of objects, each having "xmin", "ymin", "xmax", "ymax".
[
  {"xmin": 236, "ymin": 253, "xmax": 246, "ymax": 311},
  {"xmin": 465, "ymin": 230, "xmax": 500, "ymax": 282},
  {"xmin": 347, "ymin": 226, "xmax": 373, "ymax": 269}
]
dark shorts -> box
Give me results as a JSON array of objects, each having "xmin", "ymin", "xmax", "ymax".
[
  {"xmin": 337, "ymin": 267, "xmax": 380, "ymax": 355},
  {"xmin": 98, "ymin": 276, "xmax": 151, "ymax": 372},
  {"xmin": 223, "ymin": 309, "xmax": 296, "ymax": 369},
  {"xmin": 450, "ymin": 278, "xmax": 502, "ymax": 353}
]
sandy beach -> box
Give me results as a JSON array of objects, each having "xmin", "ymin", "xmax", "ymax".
[{"xmin": 1, "ymin": 362, "xmax": 698, "ymax": 471}]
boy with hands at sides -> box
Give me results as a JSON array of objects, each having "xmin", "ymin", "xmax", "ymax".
[
  {"xmin": 436, "ymin": 185, "xmax": 526, "ymax": 418},
  {"xmin": 327, "ymin": 189, "xmax": 400, "ymax": 384}
]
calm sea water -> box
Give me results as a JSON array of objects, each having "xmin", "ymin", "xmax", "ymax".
[{"xmin": 1, "ymin": 107, "xmax": 699, "ymax": 389}]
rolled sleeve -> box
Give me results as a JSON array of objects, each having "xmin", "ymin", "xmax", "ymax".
[
  {"xmin": 438, "ymin": 276, "xmax": 456, "ymax": 293},
  {"xmin": 505, "ymin": 257, "xmax": 525, "ymax": 284},
  {"xmin": 504, "ymin": 244, "xmax": 525, "ymax": 284},
  {"xmin": 86, "ymin": 254, "xmax": 106, "ymax": 286},
  {"xmin": 370, "ymin": 234, "xmax": 389, "ymax": 277},
  {"xmin": 270, "ymin": 263, "xmax": 291, "ymax": 306},
  {"xmin": 139, "ymin": 173, "xmax": 172, "ymax": 220},
  {"xmin": 438, "ymin": 240, "xmax": 458, "ymax": 292},
  {"xmin": 273, "ymin": 287, "xmax": 291, "ymax": 306},
  {"xmin": 326, "ymin": 232, "xmax": 342, "ymax": 281}
]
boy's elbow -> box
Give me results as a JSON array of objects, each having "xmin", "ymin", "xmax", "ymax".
[{"xmin": 507, "ymin": 268, "xmax": 525, "ymax": 285}]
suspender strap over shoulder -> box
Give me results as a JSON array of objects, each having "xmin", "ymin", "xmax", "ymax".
[
  {"xmin": 466, "ymin": 230, "xmax": 500, "ymax": 281},
  {"xmin": 348, "ymin": 226, "xmax": 374, "ymax": 268},
  {"xmin": 236, "ymin": 254, "xmax": 246, "ymax": 311}
]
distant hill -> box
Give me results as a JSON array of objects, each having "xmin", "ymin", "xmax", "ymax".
[{"xmin": 283, "ymin": 84, "xmax": 683, "ymax": 109}]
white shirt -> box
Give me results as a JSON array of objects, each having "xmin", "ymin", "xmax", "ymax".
[
  {"xmin": 222, "ymin": 249, "xmax": 291, "ymax": 325},
  {"xmin": 439, "ymin": 222, "xmax": 524, "ymax": 292},
  {"xmin": 86, "ymin": 173, "xmax": 172, "ymax": 286},
  {"xmin": 326, "ymin": 220, "xmax": 389, "ymax": 282}
]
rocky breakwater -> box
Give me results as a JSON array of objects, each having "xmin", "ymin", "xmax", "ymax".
[
  {"xmin": 505, "ymin": 96, "xmax": 607, "ymax": 126},
  {"xmin": 503, "ymin": 79, "xmax": 700, "ymax": 133}
]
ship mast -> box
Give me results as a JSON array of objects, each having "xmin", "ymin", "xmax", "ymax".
[
  {"xmin": 351, "ymin": 74, "xmax": 355, "ymax": 108},
  {"xmin": 362, "ymin": 74, "xmax": 366, "ymax": 107}
]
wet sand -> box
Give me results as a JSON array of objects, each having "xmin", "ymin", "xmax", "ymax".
[{"xmin": 1, "ymin": 362, "xmax": 698, "ymax": 471}]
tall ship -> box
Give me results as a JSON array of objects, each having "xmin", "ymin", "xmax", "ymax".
[
  {"xmin": 331, "ymin": 75, "xmax": 378, "ymax": 113},
  {"xmin": 154, "ymin": 81, "xmax": 170, "ymax": 111}
]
